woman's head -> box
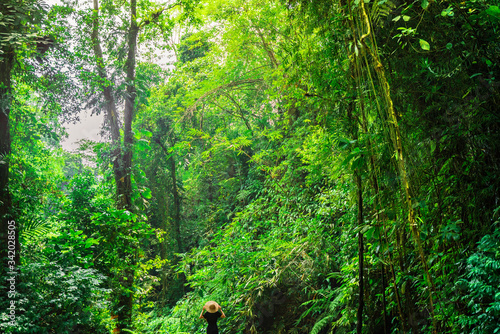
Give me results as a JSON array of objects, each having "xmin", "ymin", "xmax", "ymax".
[{"xmin": 204, "ymin": 301, "xmax": 220, "ymax": 313}]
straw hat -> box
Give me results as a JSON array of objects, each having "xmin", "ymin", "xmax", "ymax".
[{"xmin": 204, "ymin": 301, "xmax": 220, "ymax": 313}]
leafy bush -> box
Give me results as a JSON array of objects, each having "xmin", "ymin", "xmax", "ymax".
[
  {"xmin": 0, "ymin": 263, "xmax": 111, "ymax": 334},
  {"xmin": 458, "ymin": 227, "xmax": 500, "ymax": 333}
]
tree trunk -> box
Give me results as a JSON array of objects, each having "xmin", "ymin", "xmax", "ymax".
[
  {"xmin": 154, "ymin": 138, "xmax": 182, "ymax": 254},
  {"xmin": 167, "ymin": 147, "xmax": 182, "ymax": 253},
  {"xmin": 115, "ymin": 0, "xmax": 138, "ymax": 331},
  {"xmin": 356, "ymin": 172, "xmax": 364, "ymax": 334},
  {"xmin": 91, "ymin": 0, "xmax": 125, "ymax": 207},
  {"xmin": 0, "ymin": 50, "xmax": 18, "ymax": 294},
  {"xmin": 0, "ymin": 51, "xmax": 13, "ymax": 221},
  {"xmin": 91, "ymin": 0, "xmax": 138, "ymax": 331},
  {"xmin": 153, "ymin": 136, "xmax": 185, "ymax": 305},
  {"xmin": 122, "ymin": 0, "xmax": 139, "ymax": 211}
]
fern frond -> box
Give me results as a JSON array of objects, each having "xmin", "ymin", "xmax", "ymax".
[
  {"xmin": 370, "ymin": 0, "xmax": 396, "ymax": 28},
  {"xmin": 311, "ymin": 315, "xmax": 334, "ymax": 334},
  {"xmin": 422, "ymin": 57, "xmax": 465, "ymax": 78},
  {"xmin": 20, "ymin": 219, "xmax": 53, "ymax": 242},
  {"xmin": 236, "ymin": 189, "xmax": 251, "ymax": 201},
  {"xmin": 329, "ymin": 290, "xmax": 344, "ymax": 311}
]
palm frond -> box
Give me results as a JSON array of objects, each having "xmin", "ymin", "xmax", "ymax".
[{"xmin": 20, "ymin": 219, "xmax": 53, "ymax": 243}]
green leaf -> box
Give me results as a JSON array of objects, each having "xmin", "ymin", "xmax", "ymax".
[
  {"xmin": 486, "ymin": 5, "xmax": 500, "ymax": 20},
  {"xmin": 441, "ymin": 6, "xmax": 454, "ymax": 17},
  {"xmin": 419, "ymin": 39, "xmax": 430, "ymax": 50},
  {"xmin": 142, "ymin": 188, "xmax": 152, "ymax": 199},
  {"xmin": 85, "ymin": 238, "xmax": 99, "ymax": 248}
]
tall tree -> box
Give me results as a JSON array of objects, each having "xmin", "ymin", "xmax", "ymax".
[
  {"xmin": 0, "ymin": 0, "xmax": 44, "ymax": 291},
  {"xmin": 89, "ymin": 0, "xmax": 139, "ymax": 330},
  {"xmin": 88, "ymin": 0, "xmax": 198, "ymax": 329}
]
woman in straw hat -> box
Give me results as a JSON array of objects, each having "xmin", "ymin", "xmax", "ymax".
[{"xmin": 199, "ymin": 300, "xmax": 226, "ymax": 334}]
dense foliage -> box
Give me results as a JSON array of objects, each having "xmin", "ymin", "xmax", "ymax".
[{"xmin": 1, "ymin": 0, "xmax": 499, "ymax": 333}]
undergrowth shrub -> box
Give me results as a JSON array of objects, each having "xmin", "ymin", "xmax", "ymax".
[
  {"xmin": 0, "ymin": 263, "xmax": 111, "ymax": 334},
  {"xmin": 458, "ymin": 225, "xmax": 500, "ymax": 333}
]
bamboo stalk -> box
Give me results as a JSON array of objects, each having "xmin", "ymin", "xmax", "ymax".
[{"xmin": 357, "ymin": 1, "xmax": 438, "ymax": 332}]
